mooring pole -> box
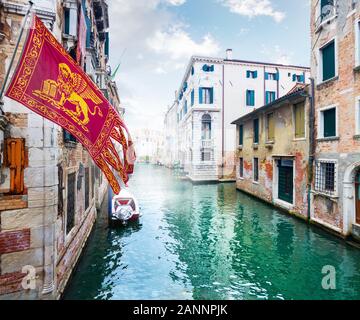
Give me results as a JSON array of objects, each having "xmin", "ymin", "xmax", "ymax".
[{"xmin": 0, "ymin": 1, "xmax": 34, "ymax": 111}]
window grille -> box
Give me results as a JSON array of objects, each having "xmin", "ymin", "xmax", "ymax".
[
  {"xmin": 239, "ymin": 158, "xmax": 244, "ymax": 178},
  {"xmin": 315, "ymin": 160, "xmax": 337, "ymax": 196}
]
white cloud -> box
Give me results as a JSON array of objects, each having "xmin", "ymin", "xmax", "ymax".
[
  {"xmin": 260, "ymin": 44, "xmax": 294, "ymax": 65},
  {"xmin": 165, "ymin": 0, "xmax": 186, "ymax": 5},
  {"xmin": 147, "ymin": 26, "xmax": 221, "ymax": 61},
  {"xmin": 220, "ymin": 0, "xmax": 285, "ymax": 23}
]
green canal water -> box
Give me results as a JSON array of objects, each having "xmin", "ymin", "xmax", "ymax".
[{"xmin": 64, "ymin": 164, "xmax": 360, "ymax": 300}]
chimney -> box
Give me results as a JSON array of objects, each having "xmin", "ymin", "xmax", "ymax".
[{"xmin": 226, "ymin": 49, "xmax": 233, "ymax": 60}]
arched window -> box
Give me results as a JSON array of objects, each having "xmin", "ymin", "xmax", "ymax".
[{"xmin": 202, "ymin": 114, "xmax": 212, "ymax": 140}]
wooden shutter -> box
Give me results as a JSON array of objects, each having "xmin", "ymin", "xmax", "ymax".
[
  {"xmin": 239, "ymin": 125, "xmax": 243, "ymax": 145},
  {"xmin": 253, "ymin": 119, "xmax": 259, "ymax": 143},
  {"xmin": 5, "ymin": 138, "xmax": 26, "ymax": 194},
  {"xmin": 199, "ymin": 88, "xmax": 203, "ymax": 104},
  {"xmin": 267, "ymin": 113, "xmax": 275, "ymax": 141},
  {"xmin": 322, "ymin": 41, "xmax": 335, "ymax": 81},
  {"xmin": 210, "ymin": 88, "xmax": 214, "ymax": 104},
  {"xmin": 323, "ymin": 108, "xmax": 336, "ymax": 137},
  {"xmin": 295, "ymin": 102, "xmax": 305, "ymax": 138}
]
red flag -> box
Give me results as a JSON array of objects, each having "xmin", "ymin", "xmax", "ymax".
[{"xmin": 5, "ymin": 15, "xmax": 135, "ymax": 194}]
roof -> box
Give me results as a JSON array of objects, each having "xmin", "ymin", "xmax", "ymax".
[{"xmin": 231, "ymin": 83, "xmax": 309, "ymax": 125}]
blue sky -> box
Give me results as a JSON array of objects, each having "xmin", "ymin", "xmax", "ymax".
[{"xmin": 108, "ymin": 0, "xmax": 310, "ymax": 131}]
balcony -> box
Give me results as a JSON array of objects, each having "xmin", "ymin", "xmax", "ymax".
[
  {"xmin": 315, "ymin": 1, "xmax": 337, "ymax": 32},
  {"xmin": 201, "ymin": 139, "xmax": 214, "ymax": 149}
]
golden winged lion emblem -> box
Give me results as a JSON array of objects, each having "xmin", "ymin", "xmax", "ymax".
[{"xmin": 33, "ymin": 63, "xmax": 103, "ymax": 132}]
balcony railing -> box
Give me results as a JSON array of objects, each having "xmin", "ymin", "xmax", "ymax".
[
  {"xmin": 315, "ymin": 1, "xmax": 336, "ymax": 30},
  {"xmin": 201, "ymin": 139, "xmax": 214, "ymax": 149}
]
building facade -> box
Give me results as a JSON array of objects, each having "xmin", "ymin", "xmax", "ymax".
[
  {"xmin": 163, "ymin": 101, "xmax": 179, "ymax": 168},
  {"xmin": 310, "ymin": 0, "xmax": 360, "ymax": 240},
  {"xmin": 171, "ymin": 51, "xmax": 310, "ymax": 182},
  {"xmin": 232, "ymin": 85, "xmax": 311, "ymax": 219},
  {"xmin": 0, "ymin": 0, "xmax": 119, "ymax": 299}
]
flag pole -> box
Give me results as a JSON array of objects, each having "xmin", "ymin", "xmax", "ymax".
[{"xmin": 0, "ymin": 1, "xmax": 34, "ymax": 113}]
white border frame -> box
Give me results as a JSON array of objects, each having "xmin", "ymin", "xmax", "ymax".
[{"xmin": 273, "ymin": 158, "xmax": 295, "ymax": 210}]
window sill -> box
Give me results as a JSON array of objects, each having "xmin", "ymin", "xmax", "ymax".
[
  {"xmin": 315, "ymin": 15, "xmax": 337, "ymax": 34},
  {"xmin": 312, "ymin": 190, "xmax": 339, "ymax": 201},
  {"xmin": 253, "ymin": 143, "xmax": 259, "ymax": 149},
  {"xmin": 238, "ymin": 145, "xmax": 243, "ymax": 150},
  {"xmin": 354, "ymin": 65, "xmax": 360, "ymax": 73},
  {"xmin": 252, "ymin": 181, "xmax": 259, "ymax": 185},
  {"xmin": 265, "ymin": 141, "xmax": 274, "ymax": 148},
  {"xmin": 64, "ymin": 141, "xmax": 78, "ymax": 148},
  {"xmin": 317, "ymin": 136, "xmax": 340, "ymax": 142},
  {"xmin": 316, "ymin": 76, "xmax": 338, "ymax": 89},
  {"xmin": 293, "ymin": 137, "xmax": 306, "ymax": 142},
  {"xmin": 354, "ymin": 134, "xmax": 360, "ymax": 140}
]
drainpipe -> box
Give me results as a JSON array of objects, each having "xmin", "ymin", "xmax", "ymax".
[
  {"xmin": 222, "ymin": 64, "xmax": 225, "ymax": 178},
  {"xmin": 307, "ymin": 77, "xmax": 316, "ymax": 221}
]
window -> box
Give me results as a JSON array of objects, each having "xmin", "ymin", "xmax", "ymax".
[
  {"xmin": 356, "ymin": 20, "xmax": 360, "ymax": 67},
  {"xmin": 85, "ymin": 167, "xmax": 90, "ymax": 210},
  {"xmin": 201, "ymin": 114, "xmax": 212, "ymax": 140},
  {"xmin": 294, "ymin": 102, "xmax": 305, "ymax": 138},
  {"xmin": 191, "ymin": 66, "xmax": 195, "ymax": 75},
  {"xmin": 292, "ymin": 74, "xmax": 305, "ymax": 83},
  {"xmin": 64, "ymin": 130, "xmax": 77, "ymax": 143},
  {"xmin": 253, "ymin": 158, "xmax": 259, "ymax": 182},
  {"xmin": 64, "ymin": 8, "xmax": 70, "ymax": 35},
  {"xmin": 202, "ymin": 64, "xmax": 214, "ymax": 72},
  {"xmin": 266, "ymin": 113, "xmax": 275, "ymax": 142},
  {"xmin": 239, "ymin": 158, "xmax": 244, "ymax": 178},
  {"xmin": 253, "ymin": 118, "xmax": 259, "ymax": 144},
  {"xmin": 66, "ymin": 172, "xmax": 76, "ymax": 234},
  {"xmin": 201, "ymin": 151, "xmax": 212, "ymax": 161},
  {"xmin": 239, "ymin": 124, "xmax": 244, "ymax": 146},
  {"xmin": 320, "ymin": 0, "xmax": 336, "ymax": 22},
  {"xmin": 265, "ymin": 72, "xmax": 279, "ymax": 80},
  {"xmin": 315, "ymin": 160, "xmax": 337, "ymax": 196},
  {"xmin": 320, "ymin": 107, "xmax": 336, "ymax": 138},
  {"xmin": 321, "ymin": 40, "xmax": 336, "ymax": 82},
  {"xmin": 191, "ymin": 89, "xmax": 194, "ymax": 106},
  {"xmin": 199, "ymin": 87, "xmax": 214, "ymax": 104},
  {"xmin": 265, "ymin": 91, "xmax": 276, "ymax": 104},
  {"xmin": 184, "ymin": 100, "xmax": 188, "ymax": 114},
  {"xmin": 247, "ymin": 70, "xmax": 258, "ymax": 79},
  {"xmin": 246, "ymin": 90, "xmax": 255, "ymax": 106}
]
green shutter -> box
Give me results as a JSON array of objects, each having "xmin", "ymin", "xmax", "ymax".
[
  {"xmin": 322, "ymin": 41, "xmax": 335, "ymax": 81},
  {"xmin": 239, "ymin": 125, "xmax": 243, "ymax": 145},
  {"xmin": 199, "ymin": 88, "xmax": 203, "ymax": 104},
  {"xmin": 295, "ymin": 102, "xmax": 305, "ymax": 138},
  {"xmin": 253, "ymin": 119, "xmax": 259, "ymax": 143},
  {"xmin": 323, "ymin": 108, "xmax": 336, "ymax": 137}
]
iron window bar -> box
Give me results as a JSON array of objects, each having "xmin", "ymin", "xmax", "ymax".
[{"xmin": 315, "ymin": 160, "xmax": 337, "ymax": 196}]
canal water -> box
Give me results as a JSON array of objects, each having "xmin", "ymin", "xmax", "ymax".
[{"xmin": 64, "ymin": 164, "xmax": 360, "ymax": 300}]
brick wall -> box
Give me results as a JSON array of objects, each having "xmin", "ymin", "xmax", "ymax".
[{"xmin": 0, "ymin": 229, "xmax": 30, "ymax": 254}]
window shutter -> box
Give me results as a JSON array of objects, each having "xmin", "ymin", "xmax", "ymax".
[
  {"xmin": 254, "ymin": 119, "xmax": 259, "ymax": 143},
  {"xmin": 300, "ymin": 74, "xmax": 305, "ymax": 83},
  {"xmin": 251, "ymin": 91, "xmax": 255, "ymax": 106},
  {"xmin": 210, "ymin": 88, "xmax": 214, "ymax": 104},
  {"xmin": 275, "ymin": 73, "xmax": 279, "ymax": 81},
  {"xmin": 239, "ymin": 125, "xmax": 243, "ymax": 145},
  {"xmin": 322, "ymin": 41, "xmax": 335, "ymax": 81},
  {"xmin": 323, "ymin": 108, "xmax": 336, "ymax": 137},
  {"xmin": 265, "ymin": 72, "xmax": 269, "ymax": 80},
  {"xmin": 254, "ymin": 71, "xmax": 258, "ymax": 78},
  {"xmin": 246, "ymin": 71, "xmax": 250, "ymax": 78},
  {"xmin": 199, "ymin": 88, "xmax": 203, "ymax": 104},
  {"xmin": 191, "ymin": 89, "xmax": 194, "ymax": 106},
  {"xmin": 5, "ymin": 138, "xmax": 26, "ymax": 194},
  {"xmin": 292, "ymin": 74, "xmax": 296, "ymax": 82},
  {"xmin": 267, "ymin": 113, "xmax": 275, "ymax": 141}
]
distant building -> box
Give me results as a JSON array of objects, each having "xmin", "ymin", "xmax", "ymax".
[
  {"xmin": 133, "ymin": 128, "xmax": 164, "ymax": 164},
  {"xmin": 232, "ymin": 85, "xmax": 311, "ymax": 218},
  {"xmin": 310, "ymin": 0, "xmax": 360, "ymax": 240},
  {"xmin": 163, "ymin": 101, "xmax": 178, "ymax": 168},
  {"xmin": 170, "ymin": 51, "xmax": 310, "ymax": 182}
]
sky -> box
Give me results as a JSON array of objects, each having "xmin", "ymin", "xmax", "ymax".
[{"xmin": 107, "ymin": 0, "xmax": 311, "ymax": 132}]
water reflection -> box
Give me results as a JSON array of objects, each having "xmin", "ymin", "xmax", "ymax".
[{"xmin": 64, "ymin": 164, "xmax": 360, "ymax": 300}]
